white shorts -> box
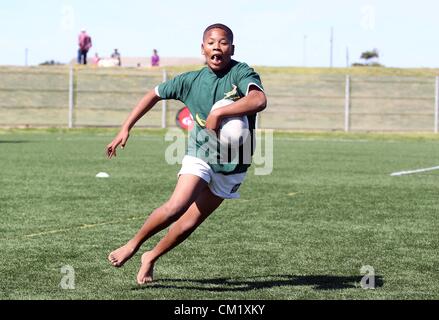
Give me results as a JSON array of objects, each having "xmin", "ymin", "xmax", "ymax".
[{"xmin": 178, "ymin": 155, "xmax": 246, "ymax": 199}]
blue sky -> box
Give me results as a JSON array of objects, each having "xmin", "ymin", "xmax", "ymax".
[{"xmin": 0, "ymin": 0, "xmax": 437, "ymax": 68}]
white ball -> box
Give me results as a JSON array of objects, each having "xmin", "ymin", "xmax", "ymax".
[{"xmin": 210, "ymin": 99, "xmax": 249, "ymax": 146}]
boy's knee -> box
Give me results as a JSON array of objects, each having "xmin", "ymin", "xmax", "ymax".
[
  {"xmin": 162, "ymin": 201, "xmax": 188, "ymax": 220},
  {"xmin": 171, "ymin": 220, "xmax": 197, "ymax": 236},
  {"xmin": 179, "ymin": 220, "xmax": 198, "ymax": 234}
]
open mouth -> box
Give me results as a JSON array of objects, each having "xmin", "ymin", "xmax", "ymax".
[{"xmin": 211, "ymin": 54, "xmax": 223, "ymax": 64}]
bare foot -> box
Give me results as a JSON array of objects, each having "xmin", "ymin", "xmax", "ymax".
[
  {"xmin": 137, "ymin": 251, "xmax": 155, "ymax": 285},
  {"xmin": 108, "ymin": 241, "xmax": 138, "ymax": 268}
]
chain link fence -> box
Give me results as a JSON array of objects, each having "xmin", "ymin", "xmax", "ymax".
[{"xmin": 0, "ymin": 66, "xmax": 438, "ymax": 132}]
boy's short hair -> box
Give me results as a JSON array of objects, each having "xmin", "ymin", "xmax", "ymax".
[{"xmin": 203, "ymin": 23, "xmax": 234, "ymax": 43}]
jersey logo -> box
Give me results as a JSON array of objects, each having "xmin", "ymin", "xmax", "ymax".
[
  {"xmin": 195, "ymin": 113, "xmax": 206, "ymax": 128},
  {"xmin": 224, "ymin": 85, "xmax": 240, "ymax": 101}
]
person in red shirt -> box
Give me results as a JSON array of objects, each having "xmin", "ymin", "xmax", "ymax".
[{"xmin": 77, "ymin": 29, "xmax": 92, "ymax": 65}]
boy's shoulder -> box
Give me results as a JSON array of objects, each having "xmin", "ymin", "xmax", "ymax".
[
  {"xmin": 229, "ymin": 61, "xmax": 261, "ymax": 79},
  {"xmin": 231, "ymin": 60, "xmax": 255, "ymax": 70},
  {"xmin": 231, "ymin": 60, "xmax": 250, "ymax": 68}
]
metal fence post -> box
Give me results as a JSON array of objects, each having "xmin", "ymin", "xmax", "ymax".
[
  {"xmin": 162, "ymin": 69, "xmax": 168, "ymax": 129},
  {"xmin": 435, "ymin": 76, "xmax": 439, "ymax": 134},
  {"xmin": 68, "ymin": 65, "xmax": 74, "ymax": 128},
  {"xmin": 345, "ymin": 75, "xmax": 351, "ymax": 132}
]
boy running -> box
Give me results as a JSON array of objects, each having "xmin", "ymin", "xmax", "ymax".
[{"xmin": 107, "ymin": 23, "xmax": 267, "ymax": 284}]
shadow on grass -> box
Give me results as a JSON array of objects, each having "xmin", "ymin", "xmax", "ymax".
[
  {"xmin": 132, "ymin": 274, "xmax": 384, "ymax": 292},
  {"xmin": 0, "ymin": 140, "xmax": 31, "ymax": 144}
]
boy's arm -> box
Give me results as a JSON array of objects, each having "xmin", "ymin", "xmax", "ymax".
[
  {"xmin": 205, "ymin": 87, "xmax": 267, "ymax": 131},
  {"xmin": 107, "ymin": 90, "xmax": 162, "ymax": 158}
]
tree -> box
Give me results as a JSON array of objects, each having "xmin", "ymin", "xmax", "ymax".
[
  {"xmin": 39, "ymin": 60, "xmax": 64, "ymax": 66},
  {"xmin": 360, "ymin": 49, "xmax": 379, "ymax": 65},
  {"xmin": 352, "ymin": 49, "xmax": 383, "ymax": 67}
]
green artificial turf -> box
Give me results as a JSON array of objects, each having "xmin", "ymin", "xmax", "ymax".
[{"xmin": 0, "ymin": 129, "xmax": 438, "ymax": 299}]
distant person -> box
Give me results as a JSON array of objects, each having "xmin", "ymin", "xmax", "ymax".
[
  {"xmin": 111, "ymin": 49, "xmax": 121, "ymax": 66},
  {"xmin": 77, "ymin": 29, "xmax": 92, "ymax": 65},
  {"xmin": 151, "ymin": 49, "xmax": 160, "ymax": 67},
  {"xmin": 92, "ymin": 53, "xmax": 101, "ymax": 65}
]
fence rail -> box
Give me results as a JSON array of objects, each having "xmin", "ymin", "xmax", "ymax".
[{"xmin": 0, "ymin": 66, "xmax": 438, "ymax": 132}]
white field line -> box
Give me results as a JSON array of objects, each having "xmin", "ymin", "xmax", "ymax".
[
  {"xmin": 1, "ymin": 216, "xmax": 145, "ymax": 241},
  {"xmin": 54, "ymin": 136, "xmax": 163, "ymax": 141},
  {"xmin": 390, "ymin": 166, "xmax": 439, "ymax": 177},
  {"xmin": 274, "ymin": 137, "xmax": 370, "ymax": 143}
]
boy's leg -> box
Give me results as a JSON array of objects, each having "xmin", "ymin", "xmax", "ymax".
[
  {"xmin": 137, "ymin": 187, "xmax": 224, "ymax": 284},
  {"xmin": 109, "ymin": 174, "xmax": 207, "ymax": 267}
]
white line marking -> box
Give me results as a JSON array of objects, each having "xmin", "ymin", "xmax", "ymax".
[
  {"xmin": 275, "ymin": 137, "xmax": 370, "ymax": 143},
  {"xmin": 391, "ymin": 166, "xmax": 439, "ymax": 176},
  {"xmin": 0, "ymin": 216, "xmax": 144, "ymax": 241}
]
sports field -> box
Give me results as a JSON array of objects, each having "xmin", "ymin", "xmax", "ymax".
[{"xmin": 0, "ymin": 129, "xmax": 438, "ymax": 299}]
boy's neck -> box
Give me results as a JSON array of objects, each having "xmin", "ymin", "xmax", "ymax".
[{"xmin": 208, "ymin": 60, "xmax": 237, "ymax": 76}]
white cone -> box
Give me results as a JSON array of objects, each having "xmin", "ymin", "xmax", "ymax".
[{"xmin": 96, "ymin": 172, "xmax": 110, "ymax": 178}]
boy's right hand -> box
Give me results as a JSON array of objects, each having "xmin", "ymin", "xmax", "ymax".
[{"xmin": 107, "ymin": 129, "xmax": 130, "ymax": 159}]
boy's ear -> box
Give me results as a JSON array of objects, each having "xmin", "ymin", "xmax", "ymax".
[
  {"xmin": 231, "ymin": 45, "xmax": 235, "ymax": 56},
  {"xmin": 201, "ymin": 44, "xmax": 206, "ymax": 56}
]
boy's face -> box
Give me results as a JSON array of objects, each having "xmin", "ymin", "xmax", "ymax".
[{"xmin": 202, "ymin": 28, "xmax": 235, "ymax": 72}]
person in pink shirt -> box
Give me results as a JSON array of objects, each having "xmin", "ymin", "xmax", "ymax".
[
  {"xmin": 77, "ymin": 29, "xmax": 92, "ymax": 65},
  {"xmin": 151, "ymin": 49, "xmax": 160, "ymax": 67},
  {"xmin": 92, "ymin": 53, "xmax": 101, "ymax": 66}
]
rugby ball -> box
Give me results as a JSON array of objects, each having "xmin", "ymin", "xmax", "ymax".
[{"xmin": 210, "ymin": 99, "xmax": 249, "ymax": 146}]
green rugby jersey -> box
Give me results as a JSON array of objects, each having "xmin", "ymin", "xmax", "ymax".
[{"xmin": 156, "ymin": 60, "xmax": 264, "ymax": 175}]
